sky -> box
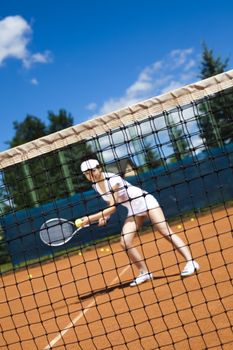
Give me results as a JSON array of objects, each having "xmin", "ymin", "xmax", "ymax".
[{"xmin": 0, "ymin": 0, "xmax": 232, "ymax": 153}]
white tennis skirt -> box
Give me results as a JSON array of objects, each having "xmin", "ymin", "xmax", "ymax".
[{"xmin": 120, "ymin": 186, "xmax": 159, "ymax": 217}]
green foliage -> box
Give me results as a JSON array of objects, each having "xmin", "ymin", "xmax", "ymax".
[
  {"xmin": 0, "ymin": 224, "xmax": 11, "ymax": 264},
  {"xmin": 47, "ymin": 109, "xmax": 74, "ymax": 134},
  {"xmin": 198, "ymin": 44, "xmax": 233, "ymax": 148},
  {"xmin": 2, "ymin": 142, "xmax": 93, "ymax": 210},
  {"xmin": 144, "ymin": 144, "xmax": 163, "ymax": 169},
  {"xmin": 197, "ymin": 88, "xmax": 233, "ymax": 148},
  {"xmin": 199, "ymin": 42, "xmax": 229, "ymax": 79},
  {"xmin": 6, "ymin": 109, "xmax": 74, "ymax": 148},
  {"xmin": 137, "ymin": 140, "xmax": 163, "ymax": 172},
  {"xmin": 1, "ymin": 109, "xmax": 92, "ymax": 210},
  {"xmin": 7, "ymin": 115, "xmax": 47, "ymax": 148},
  {"xmin": 165, "ymin": 113, "xmax": 190, "ymax": 161}
]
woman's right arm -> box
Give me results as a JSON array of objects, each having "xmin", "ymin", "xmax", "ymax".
[{"xmin": 76, "ymin": 183, "xmax": 120, "ymax": 227}]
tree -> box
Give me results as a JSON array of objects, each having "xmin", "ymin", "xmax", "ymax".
[
  {"xmin": 143, "ymin": 143, "xmax": 163, "ymax": 169},
  {"xmin": 47, "ymin": 109, "xmax": 74, "ymax": 134},
  {"xmin": 6, "ymin": 110, "xmax": 74, "ymax": 148},
  {"xmin": 0, "ymin": 224, "xmax": 11, "ymax": 264},
  {"xmin": 2, "ymin": 110, "xmax": 92, "ymax": 210},
  {"xmin": 164, "ymin": 113, "xmax": 190, "ymax": 162},
  {"xmin": 0, "ymin": 188, "xmax": 11, "ymax": 264},
  {"xmin": 199, "ymin": 42, "xmax": 229, "ymax": 79},
  {"xmin": 134, "ymin": 139, "xmax": 163, "ymax": 173},
  {"xmin": 198, "ymin": 43, "xmax": 233, "ymax": 148},
  {"xmin": 7, "ymin": 115, "xmax": 47, "ymax": 148}
]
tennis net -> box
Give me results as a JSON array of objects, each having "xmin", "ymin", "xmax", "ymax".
[{"xmin": 0, "ymin": 71, "xmax": 233, "ymax": 350}]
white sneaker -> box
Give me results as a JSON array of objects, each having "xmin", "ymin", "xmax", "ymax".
[
  {"xmin": 181, "ymin": 260, "xmax": 200, "ymax": 277},
  {"xmin": 130, "ymin": 272, "xmax": 153, "ymax": 287}
]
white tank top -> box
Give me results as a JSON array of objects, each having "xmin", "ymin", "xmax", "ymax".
[{"xmin": 92, "ymin": 172, "xmax": 146, "ymax": 204}]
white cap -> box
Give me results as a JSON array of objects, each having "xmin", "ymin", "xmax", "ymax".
[{"xmin": 80, "ymin": 159, "xmax": 100, "ymax": 172}]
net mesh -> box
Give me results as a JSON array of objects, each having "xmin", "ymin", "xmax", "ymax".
[{"xmin": 0, "ymin": 71, "xmax": 233, "ymax": 350}]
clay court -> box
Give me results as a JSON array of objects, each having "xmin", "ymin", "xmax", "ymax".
[{"xmin": 0, "ymin": 206, "xmax": 232, "ymax": 350}]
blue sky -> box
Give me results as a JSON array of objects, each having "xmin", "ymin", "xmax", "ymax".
[{"xmin": 0, "ymin": 0, "xmax": 232, "ymax": 153}]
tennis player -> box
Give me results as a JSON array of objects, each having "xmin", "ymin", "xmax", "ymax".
[{"xmin": 77, "ymin": 157, "xmax": 199, "ymax": 286}]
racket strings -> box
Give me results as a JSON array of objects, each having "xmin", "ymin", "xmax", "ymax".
[{"xmin": 40, "ymin": 219, "xmax": 74, "ymax": 245}]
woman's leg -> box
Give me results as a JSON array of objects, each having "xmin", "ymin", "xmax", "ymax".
[
  {"xmin": 148, "ymin": 206, "xmax": 192, "ymax": 261},
  {"xmin": 120, "ymin": 216, "xmax": 148, "ymax": 272}
]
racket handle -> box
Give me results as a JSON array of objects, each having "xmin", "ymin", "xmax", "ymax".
[
  {"xmin": 75, "ymin": 218, "xmax": 84, "ymax": 228},
  {"xmin": 75, "ymin": 218, "xmax": 90, "ymax": 228}
]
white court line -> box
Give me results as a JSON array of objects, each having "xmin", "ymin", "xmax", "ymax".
[{"xmin": 43, "ymin": 266, "xmax": 130, "ymax": 350}]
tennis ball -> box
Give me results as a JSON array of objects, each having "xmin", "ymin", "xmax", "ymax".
[
  {"xmin": 28, "ymin": 274, "xmax": 32, "ymax": 279},
  {"xmin": 75, "ymin": 218, "xmax": 83, "ymax": 228}
]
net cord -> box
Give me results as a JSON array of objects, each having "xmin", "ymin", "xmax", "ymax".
[{"xmin": 0, "ymin": 70, "xmax": 233, "ymax": 169}]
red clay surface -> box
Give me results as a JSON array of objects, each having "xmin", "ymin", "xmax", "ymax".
[{"xmin": 0, "ymin": 206, "xmax": 233, "ymax": 350}]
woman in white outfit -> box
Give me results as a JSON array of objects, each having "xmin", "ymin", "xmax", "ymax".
[{"xmin": 77, "ymin": 158, "xmax": 199, "ymax": 286}]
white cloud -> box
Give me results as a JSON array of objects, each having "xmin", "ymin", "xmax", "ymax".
[
  {"xmin": 23, "ymin": 50, "xmax": 53, "ymax": 68},
  {"xmin": 126, "ymin": 80, "xmax": 152, "ymax": 97},
  {"xmin": 0, "ymin": 15, "xmax": 30, "ymax": 64},
  {"xmin": 85, "ymin": 102, "xmax": 97, "ymax": 111},
  {"xmin": 99, "ymin": 95, "xmax": 138, "ymax": 115},
  {"xmin": 184, "ymin": 59, "xmax": 196, "ymax": 71},
  {"xmin": 0, "ymin": 15, "xmax": 52, "ymax": 68},
  {"xmin": 30, "ymin": 78, "xmax": 38, "ymax": 85},
  {"xmin": 93, "ymin": 48, "xmax": 198, "ymax": 116},
  {"xmin": 170, "ymin": 48, "xmax": 194, "ymax": 67},
  {"xmin": 89, "ymin": 49, "xmax": 202, "ymax": 163}
]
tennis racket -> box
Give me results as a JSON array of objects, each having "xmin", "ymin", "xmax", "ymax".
[{"xmin": 39, "ymin": 218, "xmax": 89, "ymax": 246}]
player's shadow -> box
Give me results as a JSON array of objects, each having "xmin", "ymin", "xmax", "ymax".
[
  {"xmin": 78, "ymin": 281, "xmax": 130, "ymax": 301},
  {"xmin": 40, "ymin": 273, "xmax": 181, "ymax": 315},
  {"xmin": 78, "ymin": 273, "xmax": 180, "ymax": 301}
]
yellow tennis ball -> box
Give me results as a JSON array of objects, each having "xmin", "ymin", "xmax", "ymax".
[
  {"xmin": 75, "ymin": 218, "xmax": 82, "ymax": 228},
  {"xmin": 28, "ymin": 274, "xmax": 32, "ymax": 279}
]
